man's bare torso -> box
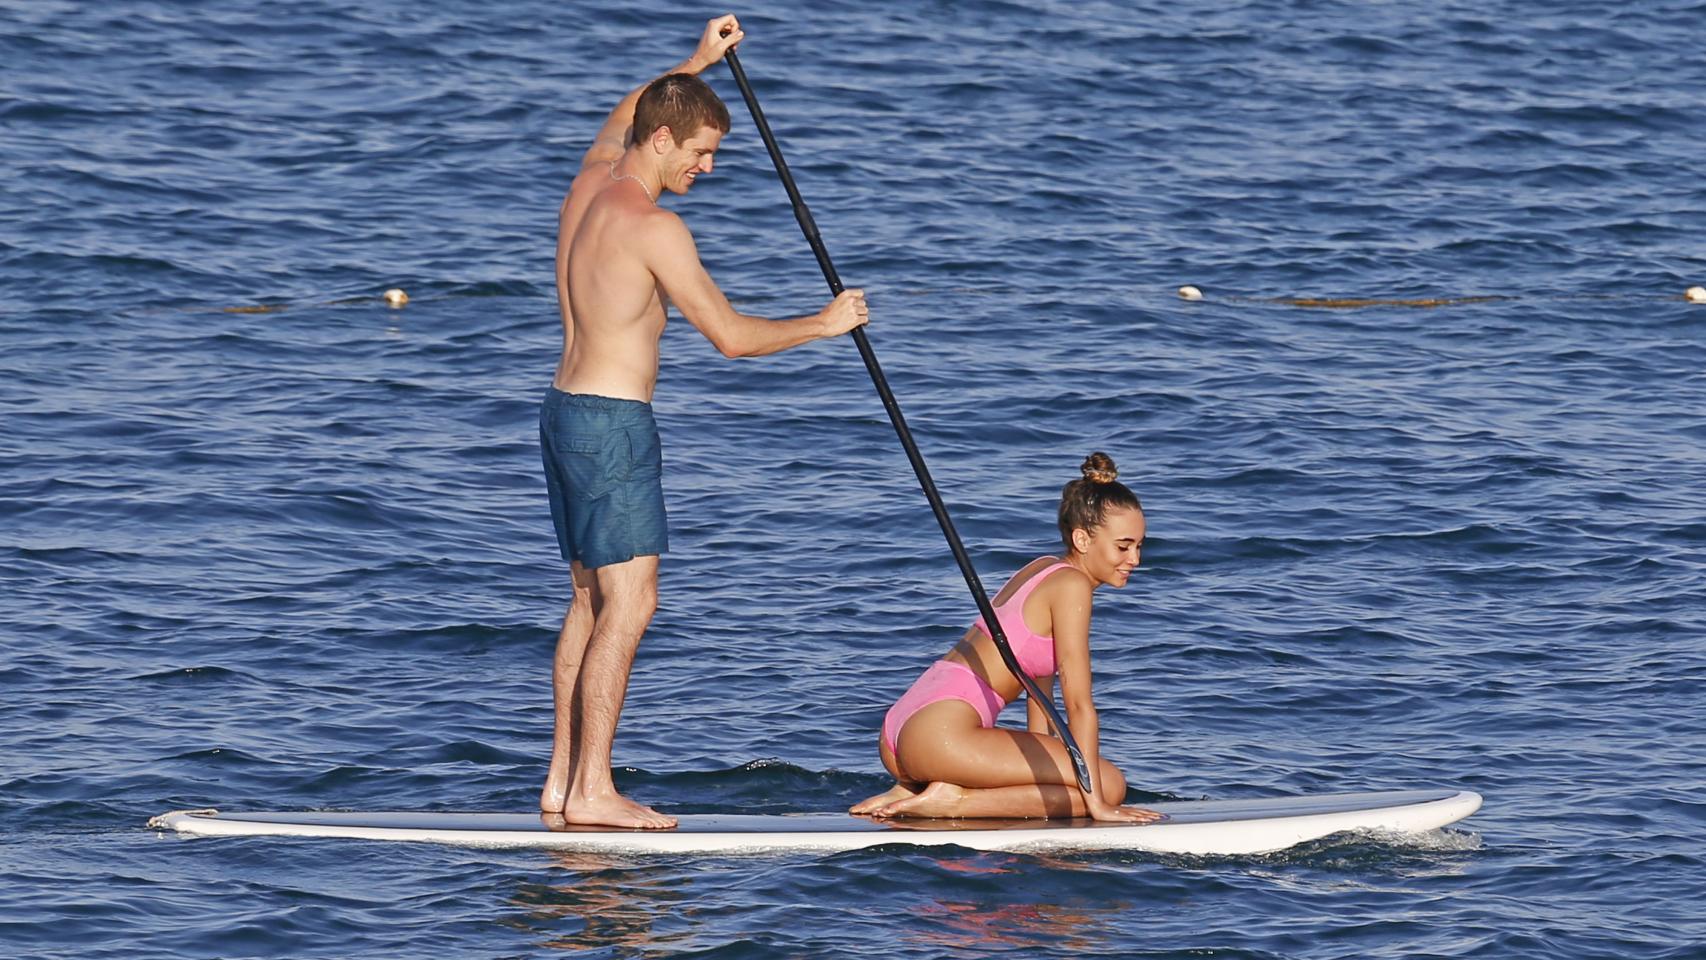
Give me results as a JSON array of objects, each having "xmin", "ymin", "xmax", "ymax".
[{"xmin": 553, "ymin": 166, "xmax": 669, "ymax": 401}]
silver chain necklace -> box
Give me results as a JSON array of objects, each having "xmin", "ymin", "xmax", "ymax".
[{"xmin": 607, "ymin": 161, "xmax": 654, "ymax": 203}]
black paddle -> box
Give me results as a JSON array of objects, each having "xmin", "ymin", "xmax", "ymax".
[{"xmin": 720, "ymin": 39, "xmax": 1095, "ymax": 795}]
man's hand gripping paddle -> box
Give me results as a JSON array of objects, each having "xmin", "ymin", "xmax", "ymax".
[{"xmin": 719, "ymin": 30, "xmax": 1096, "ymax": 795}]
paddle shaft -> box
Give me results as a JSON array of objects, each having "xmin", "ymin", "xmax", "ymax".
[{"xmin": 720, "ymin": 46, "xmax": 1094, "ymax": 795}]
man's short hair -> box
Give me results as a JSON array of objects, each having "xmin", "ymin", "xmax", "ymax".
[{"xmin": 631, "ymin": 73, "xmax": 732, "ymax": 146}]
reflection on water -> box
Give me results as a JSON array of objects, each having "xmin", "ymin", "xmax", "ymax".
[
  {"xmin": 910, "ymin": 895, "xmax": 1129, "ymax": 953},
  {"xmin": 506, "ymin": 851, "xmax": 692, "ymax": 953},
  {"xmin": 501, "ymin": 842, "xmax": 1141, "ymax": 954},
  {"xmin": 903, "ymin": 851, "xmax": 1127, "ymax": 952}
]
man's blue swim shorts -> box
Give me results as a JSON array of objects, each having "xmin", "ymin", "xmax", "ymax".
[{"xmin": 540, "ymin": 388, "xmax": 668, "ymax": 570}]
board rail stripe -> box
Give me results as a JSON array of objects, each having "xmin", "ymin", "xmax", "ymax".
[{"xmin": 149, "ymin": 789, "xmax": 1481, "ymax": 857}]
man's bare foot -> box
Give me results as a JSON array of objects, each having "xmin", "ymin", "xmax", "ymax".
[
  {"xmin": 874, "ymin": 781, "xmax": 966, "ymax": 819},
  {"xmin": 562, "ymin": 790, "xmax": 677, "ymax": 829},
  {"xmin": 850, "ymin": 782, "xmax": 921, "ymax": 815},
  {"xmin": 540, "ymin": 770, "xmax": 568, "ymax": 814}
]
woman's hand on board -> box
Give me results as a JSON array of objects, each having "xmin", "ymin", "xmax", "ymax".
[{"xmin": 1088, "ymin": 800, "xmax": 1166, "ymax": 824}]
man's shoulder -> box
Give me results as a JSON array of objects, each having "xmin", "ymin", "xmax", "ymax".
[
  {"xmin": 566, "ymin": 195, "xmax": 690, "ymax": 275},
  {"xmin": 567, "ymin": 179, "xmax": 680, "ymax": 224},
  {"xmin": 622, "ymin": 202, "xmax": 689, "ymax": 242}
]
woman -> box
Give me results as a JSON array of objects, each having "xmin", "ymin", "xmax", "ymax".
[{"xmin": 850, "ymin": 453, "xmax": 1163, "ymax": 823}]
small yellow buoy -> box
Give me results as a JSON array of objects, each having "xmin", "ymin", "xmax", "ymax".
[
  {"xmin": 1686, "ymin": 286, "xmax": 1706, "ymax": 304},
  {"xmin": 384, "ymin": 288, "xmax": 409, "ymax": 308},
  {"xmin": 1178, "ymin": 285, "xmax": 1203, "ymax": 301}
]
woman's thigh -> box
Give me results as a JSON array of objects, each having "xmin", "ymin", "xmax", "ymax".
[{"xmin": 894, "ymin": 701, "xmax": 1082, "ymax": 789}]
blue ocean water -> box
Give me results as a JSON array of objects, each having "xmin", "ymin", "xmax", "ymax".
[{"xmin": 4, "ymin": 0, "xmax": 1705, "ymax": 956}]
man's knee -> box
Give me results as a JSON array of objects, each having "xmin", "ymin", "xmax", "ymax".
[
  {"xmin": 622, "ymin": 581, "xmax": 658, "ymax": 625},
  {"xmin": 599, "ymin": 592, "xmax": 657, "ymax": 634},
  {"xmin": 571, "ymin": 580, "xmax": 599, "ymax": 615},
  {"xmin": 592, "ymin": 556, "xmax": 659, "ymax": 625},
  {"xmin": 569, "ymin": 562, "xmax": 602, "ymax": 611}
]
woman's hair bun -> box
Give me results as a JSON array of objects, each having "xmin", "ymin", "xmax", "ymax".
[
  {"xmin": 1059, "ymin": 451, "xmax": 1140, "ymax": 551},
  {"xmin": 1080, "ymin": 451, "xmax": 1118, "ymax": 484}
]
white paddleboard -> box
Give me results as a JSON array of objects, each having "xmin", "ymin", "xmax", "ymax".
[{"xmin": 149, "ymin": 788, "xmax": 1480, "ymax": 856}]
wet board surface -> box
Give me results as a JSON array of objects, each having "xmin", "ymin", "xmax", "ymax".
[{"xmin": 149, "ymin": 788, "xmax": 1481, "ymax": 856}]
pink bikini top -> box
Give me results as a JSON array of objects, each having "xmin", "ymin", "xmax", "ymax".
[{"xmin": 971, "ymin": 560, "xmax": 1074, "ymax": 678}]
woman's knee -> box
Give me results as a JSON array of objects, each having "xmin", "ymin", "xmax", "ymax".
[{"xmin": 1099, "ymin": 759, "xmax": 1127, "ymax": 801}]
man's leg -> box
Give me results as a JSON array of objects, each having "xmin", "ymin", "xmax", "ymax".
[
  {"xmin": 562, "ymin": 553, "xmax": 676, "ymax": 828},
  {"xmin": 541, "ymin": 561, "xmax": 600, "ymax": 813}
]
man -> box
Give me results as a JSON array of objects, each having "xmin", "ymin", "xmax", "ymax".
[{"xmin": 540, "ymin": 14, "xmax": 869, "ymax": 829}]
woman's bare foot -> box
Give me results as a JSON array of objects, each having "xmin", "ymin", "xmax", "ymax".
[
  {"xmin": 850, "ymin": 782, "xmax": 921, "ymax": 815},
  {"xmin": 562, "ymin": 790, "xmax": 677, "ymax": 829},
  {"xmin": 873, "ymin": 781, "xmax": 967, "ymax": 819}
]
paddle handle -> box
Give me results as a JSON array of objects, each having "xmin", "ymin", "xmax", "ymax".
[{"xmin": 720, "ymin": 42, "xmax": 1095, "ymax": 796}]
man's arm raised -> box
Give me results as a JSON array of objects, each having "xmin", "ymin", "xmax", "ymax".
[
  {"xmin": 645, "ymin": 212, "xmax": 868, "ymax": 358},
  {"xmin": 580, "ymin": 15, "xmax": 745, "ymax": 172}
]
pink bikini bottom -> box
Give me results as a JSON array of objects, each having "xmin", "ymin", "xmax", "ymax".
[{"xmin": 882, "ymin": 659, "xmax": 1006, "ymax": 760}]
